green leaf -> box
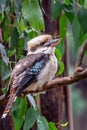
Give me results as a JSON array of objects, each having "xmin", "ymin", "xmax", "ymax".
[
  {"xmin": 14, "ymin": 0, "xmax": 22, "ymax": 20},
  {"xmin": 12, "ymin": 97, "xmax": 27, "ymax": 117},
  {"xmin": 37, "ymin": 116, "xmax": 49, "ymax": 130},
  {"xmin": 22, "ymin": 0, "xmax": 44, "ymax": 31},
  {"xmin": 4, "ymin": 15, "xmax": 10, "ymax": 41},
  {"xmin": 0, "ymin": 43, "xmax": 9, "ymax": 64},
  {"xmin": 0, "ymin": 13, "xmax": 2, "ymax": 20},
  {"xmin": 10, "ymin": 27, "xmax": 19, "ymax": 48},
  {"xmin": 57, "ymin": 61, "xmax": 64, "ymax": 76},
  {"xmin": 17, "ymin": 38, "xmax": 25, "ymax": 60},
  {"xmin": 0, "ymin": 15, "xmax": 6, "ymax": 28},
  {"xmin": 7, "ymin": 49, "xmax": 16, "ymax": 57},
  {"xmin": 1, "ymin": 80, "xmax": 9, "ymax": 93},
  {"xmin": 63, "ymin": 3, "xmax": 75, "ymax": 23},
  {"xmin": 78, "ymin": 0, "xmax": 85, "ymax": 5},
  {"xmin": 84, "ymin": 1, "xmax": 87, "ymax": 8},
  {"xmin": 19, "ymin": 18, "xmax": 27, "ymax": 31},
  {"xmin": 65, "ymin": 0, "xmax": 70, "ymax": 5},
  {"xmin": 78, "ymin": 7, "xmax": 87, "ymax": 34},
  {"xmin": 51, "ymin": 1, "xmax": 63, "ymax": 19},
  {"xmin": 12, "ymin": 97, "xmax": 27, "ymax": 130},
  {"xmin": 56, "ymin": 41, "xmax": 65, "ymax": 58},
  {"xmin": 59, "ymin": 13, "xmax": 68, "ymax": 38},
  {"xmin": 72, "ymin": 16, "xmax": 82, "ymax": 44},
  {"xmin": 23, "ymin": 106, "xmax": 40, "ymax": 130},
  {"xmin": 55, "ymin": 48, "xmax": 62, "ymax": 61},
  {"xmin": 28, "ymin": 28, "xmax": 38, "ymax": 39},
  {"xmin": 48, "ymin": 122, "xmax": 57, "ymax": 130},
  {"xmin": 0, "ymin": 59, "xmax": 6, "ymax": 77},
  {"xmin": 2, "ymin": 66, "xmax": 12, "ymax": 80}
]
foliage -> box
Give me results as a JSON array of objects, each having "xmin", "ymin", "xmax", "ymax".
[{"xmin": 0, "ymin": 0, "xmax": 87, "ymax": 129}]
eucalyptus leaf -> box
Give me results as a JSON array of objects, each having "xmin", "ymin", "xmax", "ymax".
[
  {"xmin": 10, "ymin": 27, "xmax": 19, "ymax": 49},
  {"xmin": 17, "ymin": 38, "xmax": 25, "ymax": 60},
  {"xmin": 65, "ymin": 0, "xmax": 70, "ymax": 5},
  {"xmin": 23, "ymin": 106, "xmax": 40, "ymax": 130},
  {"xmin": 28, "ymin": 29, "xmax": 38, "ymax": 39},
  {"xmin": 12, "ymin": 97, "xmax": 27, "ymax": 130},
  {"xmin": 4, "ymin": 15, "xmax": 10, "ymax": 41},
  {"xmin": 63, "ymin": 2, "xmax": 75, "ymax": 23},
  {"xmin": 19, "ymin": 18, "xmax": 26, "ymax": 31},
  {"xmin": 2, "ymin": 66, "xmax": 12, "ymax": 80},
  {"xmin": 59, "ymin": 13, "xmax": 68, "ymax": 38},
  {"xmin": 22, "ymin": 0, "xmax": 44, "ymax": 30},
  {"xmin": 37, "ymin": 116, "xmax": 49, "ymax": 130},
  {"xmin": 55, "ymin": 48, "xmax": 62, "ymax": 61},
  {"xmin": 1, "ymin": 80, "xmax": 9, "ymax": 93},
  {"xmin": 51, "ymin": 1, "xmax": 63, "ymax": 19},
  {"xmin": 7, "ymin": 49, "xmax": 16, "ymax": 57},
  {"xmin": 56, "ymin": 41, "xmax": 65, "ymax": 58},
  {"xmin": 72, "ymin": 16, "xmax": 82, "ymax": 44},
  {"xmin": 57, "ymin": 61, "xmax": 65, "ymax": 76},
  {"xmin": 0, "ymin": 43, "xmax": 9, "ymax": 64},
  {"xmin": 0, "ymin": 59, "xmax": 6, "ymax": 77},
  {"xmin": 78, "ymin": 0, "xmax": 85, "ymax": 5},
  {"xmin": 78, "ymin": 7, "xmax": 87, "ymax": 34},
  {"xmin": 48, "ymin": 122, "xmax": 57, "ymax": 130}
]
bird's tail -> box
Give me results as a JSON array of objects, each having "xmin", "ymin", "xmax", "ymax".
[{"xmin": 2, "ymin": 93, "xmax": 16, "ymax": 118}]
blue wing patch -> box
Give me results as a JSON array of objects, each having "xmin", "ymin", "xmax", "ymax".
[
  {"xmin": 15, "ymin": 54, "xmax": 49, "ymax": 96},
  {"xmin": 29, "ymin": 60, "xmax": 45, "ymax": 75}
]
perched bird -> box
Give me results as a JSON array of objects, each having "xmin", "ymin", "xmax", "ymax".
[{"xmin": 2, "ymin": 35, "xmax": 61, "ymax": 118}]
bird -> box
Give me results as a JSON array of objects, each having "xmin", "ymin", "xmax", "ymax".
[{"xmin": 2, "ymin": 34, "xmax": 61, "ymax": 118}]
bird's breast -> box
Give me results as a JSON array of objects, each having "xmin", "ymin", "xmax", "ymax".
[{"xmin": 37, "ymin": 54, "xmax": 58, "ymax": 87}]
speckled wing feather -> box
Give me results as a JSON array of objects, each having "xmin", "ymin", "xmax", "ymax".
[{"xmin": 10, "ymin": 53, "xmax": 49, "ymax": 96}]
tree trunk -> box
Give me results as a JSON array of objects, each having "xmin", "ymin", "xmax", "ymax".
[{"xmin": 40, "ymin": 1, "xmax": 65, "ymax": 129}]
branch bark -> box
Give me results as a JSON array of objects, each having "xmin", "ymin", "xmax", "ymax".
[{"xmin": 27, "ymin": 68, "xmax": 87, "ymax": 93}]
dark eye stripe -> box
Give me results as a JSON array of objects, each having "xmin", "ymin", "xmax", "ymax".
[
  {"xmin": 40, "ymin": 42, "xmax": 45, "ymax": 45},
  {"xmin": 30, "ymin": 42, "xmax": 45, "ymax": 52}
]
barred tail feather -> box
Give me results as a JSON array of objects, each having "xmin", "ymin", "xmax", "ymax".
[{"xmin": 2, "ymin": 93, "xmax": 16, "ymax": 118}]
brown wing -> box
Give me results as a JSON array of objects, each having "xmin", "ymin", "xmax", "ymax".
[{"xmin": 10, "ymin": 53, "xmax": 49, "ymax": 96}]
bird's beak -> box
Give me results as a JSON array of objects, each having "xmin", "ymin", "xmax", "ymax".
[{"xmin": 44, "ymin": 38, "xmax": 61, "ymax": 47}]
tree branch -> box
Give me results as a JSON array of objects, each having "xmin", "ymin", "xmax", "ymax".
[
  {"xmin": 24, "ymin": 68, "xmax": 87, "ymax": 93},
  {"xmin": 0, "ymin": 40, "xmax": 87, "ymax": 104},
  {"xmin": 75, "ymin": 39, "xmax": 87, "ymax": 67},
  {"xmin": 0, "ymin": 67, "xmax": 87, "ymax": 106}
]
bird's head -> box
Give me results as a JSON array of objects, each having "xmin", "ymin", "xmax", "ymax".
[{"xmin": 27, "ymin": 35, "xmax": 61, "ymax": 54}]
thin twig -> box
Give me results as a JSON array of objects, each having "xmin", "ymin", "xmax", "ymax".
[{"xmin": 75, "ymin": 39, "xmax": 87, "ymax": 67}]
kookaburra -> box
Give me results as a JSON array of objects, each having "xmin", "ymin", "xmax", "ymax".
[{"xmin": 2, "ymin": 35, "xmax": 61, "ymax": 118}]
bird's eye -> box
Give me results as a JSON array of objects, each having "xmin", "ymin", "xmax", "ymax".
[{"xmin": 40, "ymin": 42, "xmax": 44, "ymax": 45}]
